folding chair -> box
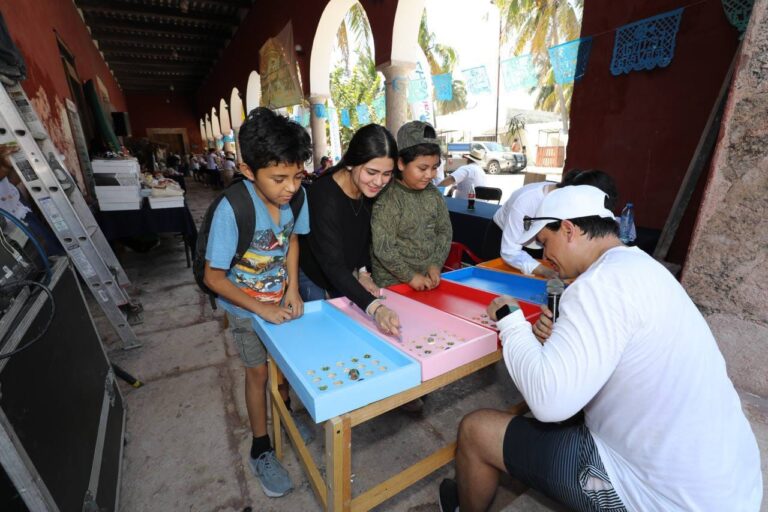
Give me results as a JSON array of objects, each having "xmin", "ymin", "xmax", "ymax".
[{"xmin": 474, "ymin": 186, "xmax": 503, "ymax": 204}]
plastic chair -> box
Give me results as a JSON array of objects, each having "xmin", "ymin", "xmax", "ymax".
[
  {"xmin": 474, "ymin": 186, "xmax": 503, "ymax": 204},
  {"xmin": 443, "ymin": 241, "xmax": 483, "ymax": 271}
]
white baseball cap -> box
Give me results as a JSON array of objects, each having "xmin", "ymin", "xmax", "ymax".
[{"xmin": 517, "ymin": 185, "xmax": 615, "ymax": 247}]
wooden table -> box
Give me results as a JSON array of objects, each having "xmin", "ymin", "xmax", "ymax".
[{"xmin": 268, "ymin": 349, "xmax": 525, "ymax": 511}]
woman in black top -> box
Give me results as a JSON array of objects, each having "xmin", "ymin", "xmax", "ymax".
[{"xmin": 299, "ymin": 124, "xmax": 402, "ymax": 336}]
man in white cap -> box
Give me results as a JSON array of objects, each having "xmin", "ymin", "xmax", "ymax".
[
  {"xmin": 439, "ymin": 185, "xmax": 762, "ymax": 512},
  {"xmin": 437, "ymin": 149, "xmax": 487, "ymax": 198}
]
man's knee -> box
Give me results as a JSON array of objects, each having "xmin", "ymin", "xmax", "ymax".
[{"xmin": 458, "ymin": 409, "xmax": 495, "ymax": 447}]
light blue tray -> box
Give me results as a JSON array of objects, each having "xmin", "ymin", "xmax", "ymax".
[
  {"xmin": 218, "ymin": 300, "xmax": 421, "ymax": 423},
  {"xmin": 441, "ymin": 267, "xmax": 548, "ymax": 304}
]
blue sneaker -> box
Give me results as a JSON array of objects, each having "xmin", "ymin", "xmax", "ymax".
[
  {"xmin": 290, "ymin": 411, "xmax": 316, "ymax": 446},
  {"xmin": 249, "ymin": 450, "xmax": 293, "ymax": 497}
]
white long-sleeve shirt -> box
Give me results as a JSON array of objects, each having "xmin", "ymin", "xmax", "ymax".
[
  {"xmin": 493, "ymin": 181, "xmax": 553, "ymax": 274},
  {"xmin": 498, "ymin": 246, "xmax": 762, "ymax": 511},
  {"xmin": 451, "ymin": 163, "xmax": 486, "ymax": 198}
]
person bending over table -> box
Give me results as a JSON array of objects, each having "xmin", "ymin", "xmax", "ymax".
[
  {"xmin": 371, "ymin": 120, "xmax": 452, "ymax": 292},
  {"xmin": 298, "ymin": 124, "xmax": 402, "ymax": 337},
  {"xmin": 439, "ymin": 185, "xmax": 762, "ymax": 512},
  {"xmin": 492, "ymin": 169, "xmax": 617, "ymax": 279}
]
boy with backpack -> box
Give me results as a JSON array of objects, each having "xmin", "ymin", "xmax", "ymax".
[{"xmin": 196, "ymin": 108, "xmax": 313, "ymax": 497}]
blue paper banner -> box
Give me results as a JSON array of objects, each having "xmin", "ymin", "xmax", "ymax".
[
  {"xmin": 356, "ymin": 104, "xmax": 370, "ymax": 125},
  {"xmin": 501, "ymin": 55, "xmax": 537, "ymax": 92},
  {"xmin": 722, "ymin": 0, "xmax": 754, "ymax": 34},
  {"xmin": 463, "ymin": 66, "xmax": 491, "ymax": 95},
  {"xmin": 610, "ymin": 8, "xmax": 684, "ymax": 76},
  {"xmin": 340, "ymin": 108, "xmax": 351, "ymax": 128},
  {"xmin": 408, "ymin": 78, "xmax": 429, "ymax": 103},
  {"xmin": 548, "ymin": 37, "xmax": 593, "ymax": 84},
  {"xmin": 373, "ymin": 96, "xmax": 386, "ymax": 119},
  {"xmin": 432, "ymin": 73, "xmax": 453, "ymax": 101},
  {"xmin": 302, "ymin": 112, "xmax": 310, "ymax": 127},
  {"xmin": 312, "ymin": 103, "xmax": 327, "ymax": 118}
]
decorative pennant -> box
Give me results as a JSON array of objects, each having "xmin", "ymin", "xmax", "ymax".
[
  {"xmin": 722, "ymin": 0, "xmax": 755, "ymax": 34},
  {"xmin": 432, "ymin": 73, "xmax": 453, "ymax": 101},
  {"xmin": 462, "ymin": 66, "xmax": 491, "ymax": 95},
  {"xmin": 610, "ymin": 8, "xmax": 684, "ymax": 76},
  {"xmin": 373, "ymin": 96, "xmax": 386, "ymax": 119},
  {"xmin": 548, "ymin": 37, "xmax": 593, "ymax": 84},
  {"xmin": 356, "ymin": 104, "xmax": 371, "ymax": 125},
  {"xmin": 340, "ymin": 108, "xmax": 351, "ymax": 128},
  {"xmin": 302, "ymin": 112, "xmax": 310, "ymax": 127},
  {"xmin": 501, "ymin": 55, "xmax": 537, "ymax": 91},
  {"xmin": 408, "ymin": 78, "xmax": 429, "ymax": 103},
  {"xmin": 312, "ymin": 103, "xmax": 327, "ymax": 118}
]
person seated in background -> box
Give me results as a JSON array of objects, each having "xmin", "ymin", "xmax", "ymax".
[
  {"xmin": 371, "ymin": 120, "xmax": 452, "ymax": 292},
  {"xmin": 314, "ymin": 155, "xmax": 333, "ymax": 176},
  {"xmin": 438, "ymin": 185, "xmax": 762, "ymax": 512},
  {"xmin": 437, "ymin": 150, "xmax": 487, "ymax": 198},
  {"xmin": 492, "ymin": 169, "xmax": 617, "ymax": 278}
]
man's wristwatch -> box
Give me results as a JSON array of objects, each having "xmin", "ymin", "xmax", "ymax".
[{"xmin": 495, "ymin": 304, "xmax": 518, "ymax": 321}]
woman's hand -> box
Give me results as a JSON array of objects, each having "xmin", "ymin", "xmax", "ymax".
[
  {"xmin": 373, "ymin": 304, "xmax": 401, "ymax": 337},
  {"xmin": 358, "ymin": 271, "xmax": 380, "ymax": 297}
]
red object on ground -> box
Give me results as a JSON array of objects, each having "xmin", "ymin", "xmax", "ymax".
[{"xmin": 388, "ymin": 280, "xmax": 541, "ymax": 347}]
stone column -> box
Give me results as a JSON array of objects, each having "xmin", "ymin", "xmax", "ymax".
[
  {"xmin": 378, "ymin": 61, "xmax": 416, "ymax": 137},
  {"xmin": 309, "ymin": 95, "xmax": 329, "ymax": 167}
]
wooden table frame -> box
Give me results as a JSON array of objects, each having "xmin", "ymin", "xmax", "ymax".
[{"xmin": 268, "ymin": 349, "xmax": 523, "ymax": 511}]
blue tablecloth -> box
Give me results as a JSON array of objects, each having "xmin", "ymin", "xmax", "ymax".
[{"xmin": 444, "ymin": 197, "xmax": 501, "ymax": 260}]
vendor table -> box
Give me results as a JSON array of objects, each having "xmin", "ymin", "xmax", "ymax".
[
  {"xmin": 94, "ymin": 201, "xmax": 198, "ymax": 266},
  {"xmin": 444, "ymin": 197, "xmax": 500, "ymax": 259}
]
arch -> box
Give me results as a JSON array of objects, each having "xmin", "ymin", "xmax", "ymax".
[
  {"xmin": 199, "ymin": 119, "xmax": 207, "ymax": 146},
  {"xmin": 390, "ymin": 0, "xmax": 426, "ymax": 64},
  {"xmin": 204, "ymin": 114, "xmax": 214, "ymax": 143},
  {"xmin": 219, "ymin": 98, "xmax": 231, "ymax": 134},
  {"xmin": 309, "ymin": 0, "xmax": 357, "ymax": 97},
  {"xmin": 230, "ymin": 87, "xmax": 244, "ymax": 129},
  {"xmin": 211, "ymin": 107, "xmax": 222, "ymax": 139},
  {"xmin": 245, "ymin": 71, "xmax": 262, "ymax": 114}
]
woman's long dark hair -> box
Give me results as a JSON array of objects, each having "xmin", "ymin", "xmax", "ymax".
[{"xmin": 324, "ymin": 124, "xmax": 398, "ymax": 178}]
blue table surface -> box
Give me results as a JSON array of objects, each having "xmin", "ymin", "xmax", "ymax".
[
  {"xmin": 442, "ymin": 267, "xmax": 548, "ymax": 304},
  {"xmin": 444, "ymin": 197, "xmax": 500, "ymax": 220}
]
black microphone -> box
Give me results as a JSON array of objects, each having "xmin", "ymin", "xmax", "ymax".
[{"xmin": 546, "ymin": 279, "xmax": 565, "ymax": 321}]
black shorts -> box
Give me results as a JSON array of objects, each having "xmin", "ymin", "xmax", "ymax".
[{"xmin": 503, "ymin": 416, "xmax": 626, "ymax": 512}]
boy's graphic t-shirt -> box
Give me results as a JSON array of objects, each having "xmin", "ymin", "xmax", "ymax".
[{"xmin": 205, "ymin": 181, "xmax": 309, "ymax": 304}]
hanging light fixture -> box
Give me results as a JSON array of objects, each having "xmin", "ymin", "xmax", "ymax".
[{"xmin": 179, "ymin": 0, "xmax": 190, "ymax": 14}]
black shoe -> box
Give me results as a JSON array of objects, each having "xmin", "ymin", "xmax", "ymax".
[{"xmin": 439, "ymin": 478, "xmax": 459, "ymax": 512}]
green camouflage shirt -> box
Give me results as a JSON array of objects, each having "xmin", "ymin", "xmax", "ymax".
[{"xmin": 371, "ymin": 180, "xmax": 452, "ymax": 287}]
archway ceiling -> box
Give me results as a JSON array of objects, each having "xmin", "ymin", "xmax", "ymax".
[{"xmin": 75, "ymin": 0, "xmax": 254, "ymax": 93}]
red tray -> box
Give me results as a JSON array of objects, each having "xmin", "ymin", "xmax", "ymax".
[{"xmin": 387, "ymin": 280, "xmax": 541, "ymax": 335}]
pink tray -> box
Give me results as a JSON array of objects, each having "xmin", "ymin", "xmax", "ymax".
[{"xmin": 328, "ymin": 290, "xmax": 498, "ymax": 381}]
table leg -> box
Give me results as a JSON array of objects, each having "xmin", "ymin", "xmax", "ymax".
[
  {"xmin": 325, "ymin": 416, "xmax": 352, "ymax": 512},
  {"xmin": 268, "ymin": 361, "xmax": 284, "ymax": 460}
]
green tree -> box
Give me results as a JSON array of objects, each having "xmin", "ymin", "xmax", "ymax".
[
  {"xmin": 418, "ymin": 12, "xmax": 467, "ymax": 115},
  {"xmin": 497, "ymin": 0, "xmax": 582, "ymax": 131},
  {"xmin": 336, "ymin": 3, "xmax": 372, "ymax": 74},
  {"xmin": 330, "ymin": 53, "xmax": 382, "ymax": 147}
]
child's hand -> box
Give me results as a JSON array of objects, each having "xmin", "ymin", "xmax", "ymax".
[
  {"xmin": 283, "ymin": 288, "xmax": 304, "ymax": 319},
  {"xmin": 256, "ymin": 303, "xmax": 293, "ymax": 324},
  {"xmin": 408, "ymin": 273, "xmax": 432, "ymax": 291},
  {"xmin": 426, "ymin": 265, "xmax": 441, "ymax": 289}
]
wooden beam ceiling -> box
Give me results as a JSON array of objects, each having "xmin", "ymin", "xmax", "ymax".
[{"xmin": 76, "ymin": 0, "xmax": 254, "ymax": 93}]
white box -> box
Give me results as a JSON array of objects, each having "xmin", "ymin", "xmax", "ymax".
[
  {"xmin": 93, "ymin": 173, "xmax": 140, "ymax": 187},
  {"xmin": 91, "ymin": 158, "xmax": 140, "ymax": 175},
  {"xmin": 148, "ymin": 196, "xmax": 184, "ymax": 209},
  {"xmin": 95, "ymin": 187, "xmax": 140, "ymax": 202},
  {"xmin": 98, "ymin": 200, "xmax": 142, "ymax": 211}
]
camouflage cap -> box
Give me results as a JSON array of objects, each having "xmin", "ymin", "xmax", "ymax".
[{"xmin": 396, "ymin": 121, "xmax": 438, "ymax": 151}]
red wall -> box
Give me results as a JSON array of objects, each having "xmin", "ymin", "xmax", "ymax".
[
  {"xmin": 196, "ymin": 0, "xmax": 398, "ymax": 117},
  {"xmin": 565, "ymin": 0, "xmax": 739, "ymax": 263},
  {"xmin": 126, "ymin": 93, "xmax": 204, "ymax": 151}
]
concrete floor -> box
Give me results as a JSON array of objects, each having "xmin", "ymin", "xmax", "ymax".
[{"xmin": 92, "ymin": 177, "xmax": 767, "ymax": 512}]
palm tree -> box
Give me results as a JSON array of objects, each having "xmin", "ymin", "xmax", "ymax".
[
  {"xmin": 418, "ymin": 12, "xmax": 468, "ymax": 115},
  {"xmin": 497, "ymin": 0, "xmax": 583, "ymax": 131},
  {"xmin": 336, "ymin": 3, "xmax": 373, "ymax": 73}
]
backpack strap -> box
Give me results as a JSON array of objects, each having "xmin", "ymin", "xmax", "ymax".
[
  {"xmin": 223, "ymin": 180, "xmax": 256, "ymax": 268},
  {"xmin": 288, "ymin": 186, "xmax": 306, "ymax": 230}
]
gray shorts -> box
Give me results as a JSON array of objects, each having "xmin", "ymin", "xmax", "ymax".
[{"xmin": 226, "ymin": 312, "xmax": 267, "ymax": 368}]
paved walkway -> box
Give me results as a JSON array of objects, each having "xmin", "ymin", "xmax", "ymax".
[{"xmin": 92, "ymin": 178, "xmax": 766, "ymax": 511}]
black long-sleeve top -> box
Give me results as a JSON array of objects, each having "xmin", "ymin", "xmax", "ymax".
[{"xmin": 299, "ymin": 172, "xmax": 377, "ymax": 311}]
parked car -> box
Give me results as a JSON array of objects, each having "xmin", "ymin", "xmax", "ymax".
[{"xmin": 445, "ymin": 141, "xmax": 527, "ymax": 174}]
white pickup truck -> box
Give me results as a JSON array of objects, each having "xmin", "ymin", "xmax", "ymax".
[{"xmin": 445, "ymin": 141, "xmax": 527, "ymax": 174}]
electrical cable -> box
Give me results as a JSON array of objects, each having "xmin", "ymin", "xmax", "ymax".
[
  {"xmin": 0, "ymin": 280, "xmax": 55, "ymax": 361},
  {"xmin": 0, "ymin": 208, "xmax": 51, "ymax": 284}
]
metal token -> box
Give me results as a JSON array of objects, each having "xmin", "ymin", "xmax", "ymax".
[
  {"xmin": 319, "ymin": 385, "xmax": 328, "ymax": 391},
  {"xmin": 379, "ymin": 366, "xmax": 387, "ymax": 371},
  {"xmin": 333, "ymin": 380, "xmax": 343, "ymax": 386},
  {"xmin": 363, "ymin": 354, "xmax": 371, "ymax": 359},
  {"xmin": 351, "ymin": 358, "xmax": 359, "ymax": 363},
  {"xmin": 348, "ymin": 369, "xmax": 360, "ymax": 380},
  {"xmin": 312, "ymin": 377, "xmax": 321, "ymax": 383},
  {"xmin": 321, "ymin": 366, "xmax": 330, "ymax": 371},
  {"xmin": 307, "ymin": 370, "xmax": 315, "ymax": 375}
]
